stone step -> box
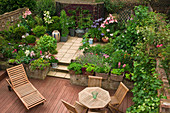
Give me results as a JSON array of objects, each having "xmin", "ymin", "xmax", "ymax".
[
  {"xmin": 47, "ymin": 71, "xmax": 70, "ymax": 79},
  {"xmin": 50, "ymin": 65, "xmax": 69, "ymax": 73}
]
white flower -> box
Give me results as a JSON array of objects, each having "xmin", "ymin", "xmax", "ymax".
[
  {"xmin": 25, "ymin": 33, "xmax": 29, "ymax": 36},
  {"xmin": 107, "ymin": 17, "xmax": 110, "ymax": 20},
  {"xmin": 25, "ymin": 50, "xmax": 30, "ymax": 56},
  {"xmin": 137, "ymin": 30, "xmax": 139, "ymax": 34},
  {"xmin": 18, "ymin": 45, "xmax": 23, "ymax": 47},
  {"xmin": 110, "ymin": 34, "xmax": 113, "ymax": 36},
  {"xmin": 22, "ymin": 35, "xmax": 25, "ymax": 38},
  {"xmin": 122, "ymin": 35, "xmax": 124, "ymax": 38},
  {"xmin": 143, "ymin": 37, "xmax": 146, "ymax": 40},
  {"xmin": 30, "ymin": 51, "xmax": 35, "ymax": 57},
  {"xmin": 18, "ymin": 24, "xmax": 20, "ymax": 27},
  {"xmin": 22, "ymin": 48, "xmax": 24, "ymax": 50},
  {"xmin": 41, "ymin": 55, "xmax": 44, "ymax": 58},
  {"xmin": 106, "ymin": 29, "xmax": 110, "ymax": 32}
]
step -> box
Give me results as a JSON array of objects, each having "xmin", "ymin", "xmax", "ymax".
[
  {"xmin": 0, "ymin": 70, "xmax": 7, "ymax": 81},
  {"xmin": 50, "ymin": 65, "xmax": 69, "ymax": 73},
  {"xmin": 47, "ymin": 71, "xmax": 70, "ymax": 79}
]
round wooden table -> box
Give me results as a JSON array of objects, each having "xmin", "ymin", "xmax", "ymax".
[{"xmin": 78, "ymin": 87, "xmax": 111, "ymax": 109}]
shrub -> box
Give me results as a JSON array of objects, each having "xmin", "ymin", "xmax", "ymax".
[
  {"xmin": 48, "ymin": 16, "xmax": 61, "ymax": 32},
  {"xmin": 0, "ymin": 0, "xmax": 36, "ymax": 15},
  {"xmin": 35, "ymin": 0, "xmax": 56, "ymax": 18},
  {"xmin": 25, "ymin": 35, "xmax": 36, "ymax": 43},
  {"xmin": 68, "ymin": 62, "xmax": 82, "ymax": 74},
  {"xmin": 33, "ymin": 25, "xmax": 46, "ymax": 37},
  {"xmin": 14, "ymin": 26, "xmax": 27, "ymax": 40},
  {"xmin": 30, "ymin": 58, "xmax": 50, "ymax": 70},
  {"xmin": 60, "ymin": 10, "xmax": 69, "ymax": 37},
  {"xmin": 37, "ymin": 34, "xmax": 57, "ymax": 54}
]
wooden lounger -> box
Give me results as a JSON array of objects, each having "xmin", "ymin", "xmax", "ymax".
[{"xmin": 6, "ymin": 64, "xmax": 46, "ymax": 110}]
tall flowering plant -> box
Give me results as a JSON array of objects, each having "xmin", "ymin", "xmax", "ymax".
[
  {"xmin": 88, "ymin": 18, "xmax": 103, "ymax": 41},
  {"xmin": 100, "ymin": 14, "xmax": 118, "ymax": 39},
  {"xmin": 43, "ymin": 11, "xmax": 53, "ymax": 31}
]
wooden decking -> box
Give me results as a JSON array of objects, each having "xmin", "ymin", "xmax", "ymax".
[{"xmin": 0, "ymin": 77, "xmax": 133, "ymax": 113}]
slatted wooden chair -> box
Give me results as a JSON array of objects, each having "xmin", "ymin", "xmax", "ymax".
[
  {"xmin": 88, "ymin": 76, "xmax": 102, "ymax": 87},
  {"xmin": 6, "ymin": 64, "xmax": 46, "ymax": 110},
  {"xmin": 108, "ymin": 82, "xmax": 129, "ymax": 113},
  {"xmin": 88, "ymin": 109, "xmax": 107, "ymax": 113},
  {"xmin": 61, "ymin": 100, "xmax": 88, "ymax": 113}
]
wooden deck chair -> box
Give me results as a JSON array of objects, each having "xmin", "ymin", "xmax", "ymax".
[
  {"xmin": 61, "ymin": 100, "xmax": 87, "ymax": 113},
  {"xmin": 6, "ymin": 64, "xmax": 46, "ymax": 110},
  {"xmin": 108, "ymin": 82, "xmax": 129, "ymax": 113},
  {"xmin": 88, "ymin": 109, "xmax": 107, "ymax": 113},
  {"xmin": 88, "ymin": 76, "xmax": 102, "ymax": 87}
]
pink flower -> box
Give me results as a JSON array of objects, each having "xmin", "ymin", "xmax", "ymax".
[
  {"xmin": 40, "ymin": 51, "xmax": 42, "ymax": 55},
  {"xmin": 130, "ymin": 17, "xmax": 133, "ymax": 20},
  {"xmin": 156, "ymin": 45, "xmax": 160, "ymax": 48},
  {"xmin": 103, "ymin": 54, "xmax": 109, "ymax": 58},
  {"xmin": 123, "ymin": 64, "xmax": 126, "ymax": 68},
  {"xmin": 100, "ymin": 24, "xmax": 106, "ymax": 28},
  {"xmin": 22, "ymin": 13, "xmax": 27, "ymax": 18},
  {"xmin": 118, "ymin": 62, "xmax": 121, "ymax": 68},
  {"xmin": 109, "ymin": 19, "xmax": 114, "ymax": 23},
  {"xmin": 105, "ymin": 21, "xmax": 109, "ymax": 25},
  {"xmin": 90, "ymin": 53, "xmax": 93, "ymax": 55},
  {"xmin": 55, "ymin": 57, "xmax": 58, "ymax": 60},
  {"xmin": 114, "ymin": 19, "xmax": 118, "ymax": 23},
  {"xmin": 12, "ymin": 49, "xmax": 17, "ymax": 53},
  {"xmin": 109, "ymin": 14, "xmax": 113, "ymax": 18},
  {"xmin": 159, "ymin": 44, "xmax": 163, "ymax": 47}
]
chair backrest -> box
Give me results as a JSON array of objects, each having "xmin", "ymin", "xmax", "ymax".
[
  {"xmin": 61, "ymin": 100, "xmax": 77, "ymax": 113},
  {"xmin": 88, "ymin": 76, "xmax": 102, "ymax": 87},
  {"xmin": 114, "ymin": 82, "xmax": 129, "ymax": 106},
  {"xmin": 6, "ymin": 64, "xmax": 29, "ymax": 88}
]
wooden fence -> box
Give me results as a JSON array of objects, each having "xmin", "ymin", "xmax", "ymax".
[{"xmin": 0, "ymin": 8, "xmax": 26, "ymax": 31}]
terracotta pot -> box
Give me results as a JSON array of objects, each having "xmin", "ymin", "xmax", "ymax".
[{"xmin": 102, "ymin": 38, "xmax": 109, "ymax": 43}]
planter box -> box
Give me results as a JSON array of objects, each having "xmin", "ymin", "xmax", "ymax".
[
  {"xmin": 25, "ymin": 65, "xmax": 49, "ymax": 80},
  {"xmin": 95, "ymin": 72, "xmax": 109, "ymax": 80},
  {"xmin": 110, "ymin": 73, "xmax": 124, "ymax": 81}
]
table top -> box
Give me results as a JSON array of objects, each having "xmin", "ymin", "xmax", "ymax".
[{"xmin": 78, "ymin": 87, "xmax": 111, "ymax": 109}]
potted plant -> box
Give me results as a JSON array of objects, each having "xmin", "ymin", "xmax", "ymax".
[
  {"xmin": 49, "ymin": 56, "xmax": 58, "ymax": 68},
  {"xmin": 27, "ymin": 58, "xmax": 50, "ymax": 79},
  {"xmin": 110, "ymin": 68, "xmax": 124, "ymax": 81},
  {"xmin": 83, "ymin": 63, "xmax": 95, "ymax": 76},
  {"xmin": 60, "ymin": 10, "xmax": 69, "ymax": 42},
  {"xmin": 8, "ymin": 59, "xmax": 21, "ymax": 65},
  {"xmin": 95, "ymin": 63, "xmax": 111, "ymax": 79},
  {"xmin": 68, "ymin": 10, "xmax": 76, "ymax": 36},
  {"xmin": 67, "ymin": 62, "xmax": 82, "ymax": 75}
]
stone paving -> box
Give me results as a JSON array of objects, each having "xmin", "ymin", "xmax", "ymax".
[{"xmin": 55, "ymin": 36, "xmax": 83, "ymax": 63}]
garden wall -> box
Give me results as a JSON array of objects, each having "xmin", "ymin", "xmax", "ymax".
[
  {"xmin": 0, "ymin": 8, "xmax": 26, "ymax": 31},
  {"xmin": 156, "ymin": 59, "xmax": 170, "ymax": 112},
  {"xmin": 55, "ymin": 1, "xmax": 104, "ymax": 20}
]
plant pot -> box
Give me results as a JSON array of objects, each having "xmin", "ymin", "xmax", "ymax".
[
  {"xmin": 76, "ymin": 29, "xmax": 85, "ymax": 38},
  {"xmin": 52, "ymin": 30, "xmax": 60, "ymax": 42},
  {"xmin": 61, "ymin": 35, "xmax": 68, "ymax": 42},
  {"xmin": 96, "ymin": 72, "xmax": 109, "ymax": 80},
  {"xmin": 25, "ymin": 66, "xmax": 49, "ymax": 80},
  {"xmin": 93, "ymin": 37, "xmax": 98, "ymax": 42},
  {"xmin": 110, "ymin": 73, "xmax": 124, "ymax": 81},
  {"xmin": 89, "ymin": 38, "xmax": 93, "ymax": 44},
  {"xmin": 69, "ymin": 70, "xmax": 75, "ymax": 75},
  {"xmin": 102, "ymin": 38, "xmax": 109, "ymax": 43},
  {"xmin": 69, "ymin": 29, "xmax": 75, "ymax": 37},
  {"xmin": 51, "ymin": 63, "xmax": 58, "ymax": 68}
]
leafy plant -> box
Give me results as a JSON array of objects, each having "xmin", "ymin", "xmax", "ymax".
[
  {"xmin": 68, "ymin": 62, "xmax": 82, "ymax": 74},
  {"xmin": 60, "ymin": 10, "xmax": 69, "ymax": 37},
  {"xmin": 111, "ymin": 68, "xmax": 124, "ymax": 75},
  {"xmin": 49, "ymin": 56, "xmax": 58, "ymax": 63},
  {"xmin": 48, "ymin": 16, "xmax": 61, "ymax": 32},
  {"xmin": 83, "ymin": 63, "xmax": 96, "ymax": 73},
  {"xmin": 30, "ymin": 58, "xmax": 50, "ymax": 70},
  {"xmin": 25, "ymin": 35, "xmax": 36, "ymax": 43},
  {"xmin": 0, "ymin": 0, "xmax": 36, "ymax": 15},
  {"xmin": 35, "ymin": 0, "xmax": 56, "ymax": 18},
  {"xmin": 37, "ymin": 34, "xmax": 57, "ymax": 55},
  {"xmin": 95, "ymin": 63, "xmax": 111, "ymax": 73},
  {"xmin": 8, "ymin": 59, "xmax": 21, "ymax": 64},
  {"xmin": 33, "ymin": 25, "xmax": 46, "ymax": 37}
]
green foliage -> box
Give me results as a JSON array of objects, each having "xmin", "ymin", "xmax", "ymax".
[
  {"xmin": 0, "ymin": 0, "xmax": 36, "ymax": 15},
  {"xmin": 1, "ymin": 43, "xmax": 14, "ymax": 58},
  {"xmin": 68, "ymin": 62, "xmax": 82, "ymax": 74},
  {"xmin": 48, "ymin": 16, "xmax": 61, "ymax": 32},
  {"xmin": 25, "ymin": 35, "xmax": 36, "ymax": 43},
  {"xmin": 33, "ymin": 25, "xmax": 46, "ymax": 37},
  {"xmin": 60, "ymin": 10, "xmax": 69, "ymax": 37},
  {"xmin": 0, "ymin": 36, "xmax": 8, "ymax": 52},
  {"xmin": 83, "ymin": 63, "xmax": 95, "ymax": 73},
  {"xmin": 8, "ymin": 59, "xmax": 21, "ymax": 64},
  {"xmin": 34, "ymin": 15, "xmax": 44, "ymax": 26},
  {"xmin": 95, "ymin": 63, "xmax": 111, "ymax": 73},
  {"xmin": 30, "ymin": 58, "xmax": 50, "ymax": 70},
  {"xmin": 111, "ymin": 68, "xmax": 124, "ymax": 75},
  {"xmin": 35, "ymin": 0, "xmax": 56, "ymax": 18},
  {"xmin": 68, "ymin": 10, "xmax": 77, "ymax": 29},
  {"xmin": 49, "ymin": 56, "xmax": 58, "ymax": 63},
  {"xmin": 37, "ymin": 35, "xmax": 57, "ymax": 54}
]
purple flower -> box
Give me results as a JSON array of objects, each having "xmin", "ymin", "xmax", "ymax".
[
  {"xmin": 91, "ymin": 25, "xmax": 94, "ymax": 28},
  {"xmin": 95, "ymin": 20, "xmax": 99, "ymax": 23},
  {"xmin": 93, "ymin": 22, "xmax": 95, "ymax": 24},
  {"xmin": 98, "ymin": 28, "xmax": 101, "ymax": 31},
  {"xmin": 93, "ymin": 25, "xmax": 97, "ymax": 28},
  {"xmin": 98, "ymin": 18, "xmax": 103, "ymax": 21},
  {"xmin": 86, "ymin": 28, "xmax": 88, "ymax": 30},
  {"xmin": 8, "ymin": 43, "xmax": 11, "ymax": 45},
  {"xmin": 101, "ymin": 33, "xmax": 104, "ymax": 36},
  {"xmin": 95, "ymin": 23, "xmax": 99, "ymax": 26}
]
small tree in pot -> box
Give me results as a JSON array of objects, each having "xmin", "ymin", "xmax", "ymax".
[{"xmin": 60, "ymin": 10, "xmax": 69, "ymax": 42}]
